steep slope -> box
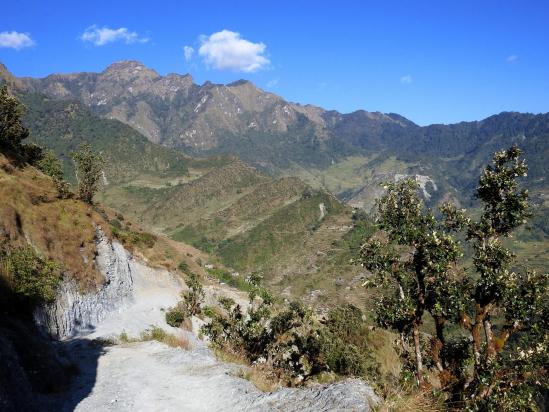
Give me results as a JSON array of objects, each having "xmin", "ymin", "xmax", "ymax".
[
  {"xmin": 98, "ymin": 155, "xmax": 358, "ymax": 303},
  {"xmin": 8, "ymin": 61, "xmax": 409, "ymax": 174},
  {"xmin": 20, "ymin": 93, "xmax": 195, "ymax": 185},
  {"xmin": 0, "ymin": 151, "xmax": 108, "ymax": 410}
]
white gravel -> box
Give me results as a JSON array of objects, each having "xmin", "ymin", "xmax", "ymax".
[{"xmin": 54, "ymin": 263, "xmax": 377, "ymax": 411}]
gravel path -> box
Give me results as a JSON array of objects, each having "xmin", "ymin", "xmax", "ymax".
[{"xmin": 54, "ymin": 264, "xmax": 377, "ymax": 411}]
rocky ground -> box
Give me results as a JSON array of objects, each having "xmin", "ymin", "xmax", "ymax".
[{"xmin": 47, "ymin": 259, "xmax": 378, "ymax": 412}]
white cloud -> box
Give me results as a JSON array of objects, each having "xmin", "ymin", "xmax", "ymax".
[
  {"xmin": 0, "ymin": 31, "xmax": 34, "ymax": 50},
  {"xmin": 183, "ymin": 46, "xmax": 194, "ymax": 61},
  {"xmin": 80, "ymin": 25, "xmax": 148, "ymax": 46},
  {"xmin": 506, "ymin": 54, "xmax": 518, "ymax": 63},
  {"xmin": 266, "ymin": 78, "xmax": 279, "ymax": 88},
  {"xmin": 400, "ymin": 74, "xmax": 413, "ymax": 84},
  {"xmin": 198, "ymin": 30, "xmax": 269, "ymax": 72}
]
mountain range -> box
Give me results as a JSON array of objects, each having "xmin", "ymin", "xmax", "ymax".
[{"xmin": 2, "ymin": 60, "xmax": 547, "ymax": 211}]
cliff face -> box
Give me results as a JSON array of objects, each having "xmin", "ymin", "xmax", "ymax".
[{"xmin": 34, "ymin": 229, "xmax": 134, "ymax": 339}]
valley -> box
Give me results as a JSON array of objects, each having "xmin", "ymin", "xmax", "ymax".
[{"xmin": 0, "ymin": 56, "xmax": 547, "ymax": 411}]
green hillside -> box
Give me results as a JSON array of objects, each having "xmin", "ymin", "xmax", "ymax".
[{"xmin": 21, "ymin": 93, "xmax": 205, "ymax": 185}]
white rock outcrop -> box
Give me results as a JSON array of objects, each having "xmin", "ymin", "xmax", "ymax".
[{"xmin": 33, "ymin": 230, "xmax": 134, "ymax": 339}]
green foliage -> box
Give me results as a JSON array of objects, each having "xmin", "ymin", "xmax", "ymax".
[
  {"xmin": 0, "ymin": 85, "xmax": 47, "ymax": 165},
  {"xmin": 37, "ymin": 150, "xmax": 71, "ymax": 198},
  {"xmin": 202, "ymin": 278, "xmax": 376, "ymax": 384},
  {"xmin": 316, "ymin": 304, "xmax": 375, "ymax": 377},
  {"xmin": 111, "ymin": 226, "xmax": 157, "ymax": 249},
  {"xmin": 165, "ymin": 309, "xmax": 185, "ymax": 328},
  {"xmin": 177, "ymin": 260, "xmax": 190, "ymax": 273},
  {"xmin": 206, "ymin": 267, "xmax": 252, "ymax": 292},
  {"xmin": 71, "ymin": 143, "xmax": 105, "ymax": 204},
  {"xmin": 37, "ymin": 149, "xmax": 64, "ymax": 181},
  {"xmin": 361, "ymin": 177, "xmax": 465, "ymax": 384},
  {"xmin": 0, "ymin": 244, "xmax": 61, "ymax": 303},
  {"xmin": 182, "ymin": 272, "xmax": 204, "ymax": 316},
  {"xmin": 360, "ymin": 146, "xmax": 548, "ymax": 410},
  {"xmin": 217, "ymin": 191, "xmax": 343, "ymax": 271},
  {"xmin": 22, "ymin": 93, "xmax": 191, "ymax": 184},
  {"xmin": 0, "ymin": 85, "xmax": 29, "ymax": 150},
  {"xmin": 458, "ymin": 146, "xmax": 547, "ymax": 409}
]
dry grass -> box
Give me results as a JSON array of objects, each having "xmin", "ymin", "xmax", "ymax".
[
  {"xmin": 236, "ymin": 365, "xmax": 284, "ymax": 392},
  {"xmin": 212, "ymin": 347, "xmax": 283, "ymax": 392},
  {"xmin": 0, "ymin": 155, "xmax": 106, "ymax": 290},
  {"xmin": 119, "ymin": 327, "xmax": 191, "ymax": 350},
  {"xmin": 374, "ymin": 388, "xmax": 443, "ymax": 412},
  {"xmin": 365, "ymin": 328, "xmax": 402, "ymax": 382}
]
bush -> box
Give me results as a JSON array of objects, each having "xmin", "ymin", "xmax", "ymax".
[
  {"xmin": 111, "ymin": 226, "xmax": 157, "ymax": 249},
  {"xmin": 37, "ymin": 150, "xmax": 71, "ymax": 198},
  {"xmin": 139, "ymin": 326, "xmax": 190, "ymax": 350},
  {"xmin": 182, "ymin": 272, "xmax": 204, "ymax": 316},
  {"xmin": 326, "ymin": 304, "xmax": 363, "ymax": 339},
  {"xmin": 201, "ymin": 276, "xmax": 378, "ymax": 384},
  {"xmin": 165, "ymin": 309, "xmax": 185, "ymax": 327},
  {"xmin": 178, "ymin": 260, "xmax": 190, "ymax": 273},
  {"xmin": 0, "ymin": 244, "xmax": 61, "ymax": 303}
]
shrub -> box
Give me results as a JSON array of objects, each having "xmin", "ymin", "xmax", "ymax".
[
  {"xmin": 178, "ymin": 260, "xmax": 190, "ymax": 273},
  {"xmin": 165, "ymin": 309, "xmax": 185, "ymax": 327},
  {"xmin": 182, "ymin": 272, "xmax": 204, "ymax": 316},
  {"xmin": 201, "ymin": 306, "xmax": 217, "ymax": 318},
  {"xmin": 37, "ymin": 150, "xmax": 71, "ymax": 198},
  {"xmin": 0, "ymin": 244, "xmax": 61, "ymax": 303},
  {"xmin": 140, "ymin": 326, "xmax": 190, "ymax": 350},
  {"xmin": 326, "ymin": 304, "xmax": 363, "ymax": 339}
]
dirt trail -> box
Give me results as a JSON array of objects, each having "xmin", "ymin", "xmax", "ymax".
[{"xmin": 54, "ymin": 262, "xmax": 377, "ymax": 411}]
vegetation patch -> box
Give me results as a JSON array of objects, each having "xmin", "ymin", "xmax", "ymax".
[
  {"xmin": 206, "ymin": 267, "xmax": 252, "ymax": 292},
  {"xmin": 201, "ymin": 275, "xmax": 381, "ymax": 386},
  {"xmin": 111, "ymin": 225, "xmax": 157, "ymax": 249},
  {"xmin": 0, "ymin": 243, "xmax": 62, "ymax": 303}
]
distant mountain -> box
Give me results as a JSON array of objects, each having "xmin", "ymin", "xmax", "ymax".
[
  {"xmin": 2, "ymin": 60, "xmax": 547, "ymax": 210},
  {"xmin": 20, "ymin": 93, "xmax": 197, "ymax": 185},
  {"xmin": 5, "ymin": 61, "xmax": 412, "ymax": 174}
]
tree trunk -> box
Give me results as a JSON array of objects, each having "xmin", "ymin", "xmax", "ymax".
[
  {"xmin": 484, "ymin": 317, "xmax": 496, "ymax": 360},
  {"xmin": 471, "ymin": 303, "xmax": 491, "ymax": 368},
  {"xmin": 432, "ymin": 316, "xmax": 445, "ymax": 372},
  {"xmin": 412, "ymin": 323, "xmax": 423, "ymax": 384}
]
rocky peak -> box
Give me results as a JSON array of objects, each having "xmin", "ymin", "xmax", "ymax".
[
  {"xmin": 0, "ymin": 62, "xmax": 24, "ymax": 89},
  {"xmin": 102, "ymin": 60, "xmax": 159, "ymax": 82},
  {"xmin": 227, "ymin": 79, "xmax": 253, "ymax": 87}
]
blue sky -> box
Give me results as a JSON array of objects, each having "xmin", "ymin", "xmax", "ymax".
[{"xmin": 1, "ymin": 0, "xmax": 548, "ymax": 125}]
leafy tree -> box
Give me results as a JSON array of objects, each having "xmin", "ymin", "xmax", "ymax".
[
  {"xmin": 458, "ymin": 146, "xmax": 547, "ymax": 407},
  {"xmin": 360, "ymin": 146, "xmax": 548, "ymax": 409},
  {"xmin": 71, "ymin": 143, "xmax": 105, "ymax": 204},
  {"xmin": 0, "ymin": 85, "xmax": 29, "ymax": 150},
  {"xmin": 361, "ymin": 178, "xmax": 464, "ymax": 383},
  {"xmin": 37, "ymin": 150, "xmax": 71, "ymax": 198},
  {"xmin": 0, "ymin": 85, "xmax": 46, "ymax": 165}
]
